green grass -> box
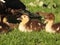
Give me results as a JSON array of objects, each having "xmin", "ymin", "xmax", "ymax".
[
  {"xmin": 0, "ymin": 29, "xmax": 60, "ymax": 45},
  {"xmin": 0, "ymin": 0, "xmax": 60, "ymax": 45}
]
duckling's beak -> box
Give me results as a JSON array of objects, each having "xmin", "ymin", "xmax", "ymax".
[
  {"xmin": 17, "ymin": 18, "xmax": 22, "ymax": 20},
  {"xmin": 44, "ymin": 20, "xmax": 48, "ymax": 24}
]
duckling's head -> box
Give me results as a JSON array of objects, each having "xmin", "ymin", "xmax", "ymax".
[
  {"xmin": 17, "ymin": 14, "xmax": 29, "ymax": 24},
  {"xmin": 44, "ymin": 13, "xmax": 55, "ymax": 23}
]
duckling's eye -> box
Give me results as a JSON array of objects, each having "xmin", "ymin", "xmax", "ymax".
[{"xmin": 24, "ymin": 16, "xmax": 26, "ymax": 18}]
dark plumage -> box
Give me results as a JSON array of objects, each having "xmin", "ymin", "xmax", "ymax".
[
  {"xmin": 0, "ymin": 22, "xmax": 11, "ymax": 33},
  {"xmin": 4, "ymin": 0, "xmax": 42, "ymax": 20},
  {"xmin": 0, "ymin": 0, "xmax": 42, "ymax": 26},
  {"xmin": 52, "ymin": 23, "xmax": 60, "ymax": 32},
  {"xmin": 4, "ymin": 0, "xmax": 26, "ymax": 10},
  {"xmin": 0, "ymin": 1, "xmax": 6, "ymax": 13},
  {"xmin": 25, "ymin": 19, "xmax": 45, "ymax": 31},
  {"xmin": 5, "ymin": 8, "xmax": 42, "ymax": 23}
]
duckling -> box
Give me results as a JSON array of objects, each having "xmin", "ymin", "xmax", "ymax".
[
  {"xmin": 44, "ymin": 13, "xmax": 60, "ymax": 33},
  {"xmin": 0, "ymin": 14, "xmax": 12, "ymax": 33},
  {"xmin": 0, "ymin": 13, "xmax": 8, "ymax": 24},
  {"xmin": 0, "ymin": 14, "xmax": 18, "ymax": 30},
  {"xmin": 17, "ymin": 14, "xmax": 45, "ymax": 32},
  {"xmin": 0, "ymin": 22, "xmax": 11, "ymax": 33}
]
